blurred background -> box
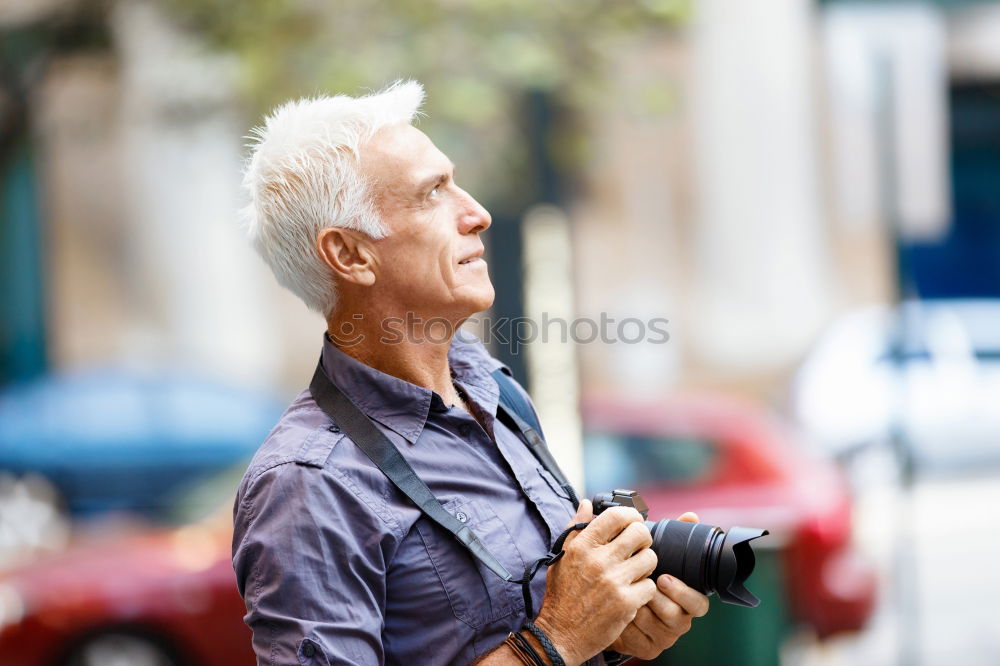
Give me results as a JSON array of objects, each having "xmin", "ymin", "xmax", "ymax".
[{"xmin": 1, "ymin": 0, "xmax": 998, "ymax": 664}]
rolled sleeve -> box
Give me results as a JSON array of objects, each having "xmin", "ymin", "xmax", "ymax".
[{"xmin": 233, "ymin": 461, "xmax": 395, "ymax": 665}]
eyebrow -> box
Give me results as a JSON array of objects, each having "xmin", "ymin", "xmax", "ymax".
[{"xmin": 414, "ymin": 163, "xmax": 456, "ymax": 194}]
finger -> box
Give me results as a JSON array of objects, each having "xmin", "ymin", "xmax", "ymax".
[
  {"xmin": 620, "ymin": 548, "xmax": 658, "ymax": 584},
  {"xmin": 676, "ymin": 511, "xmax": 700, "ymax": 523},
  {"xmin": 615, "ymin": 622, "xmax": 657, "ymax": 660},
  {"xmin": 607, "ymin": 520, "xmax": 653, "ymax": 560},
  {"xmin": 657, "ymin": 574, "xmax": 710, "ymax": 618},
  {"xmin": 645, "ymin": 587, "xmax": 686, "ymax": 625},
  {"xmin": 631, "ymin": 602, "xmax": 677, "ymax": 642},
  {"xmin": 559, "ymin": 499, "xmax": 594, "ymax": 550},
  {"xmin": 580, "ymin": 506, "xmax": 644, "ymax": 545},
  {"xmin": 626, "ymin": 577, "xmax": 658, "ymax": 608},
  {"xmin": 570, "ymin": 498, "xmax": 594, "ymax": 526},
  {"xmin": 634, "ymin": 605, "xmax": 686, "ymax": 654},
  {"xmin": 623, "ymin": 608, "xmax": 660, "ymax": 646}
]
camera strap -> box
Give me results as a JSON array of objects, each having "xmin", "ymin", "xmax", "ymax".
[
  {"xmin": 309, "ymin": 357, "xmax": 580, "ymax": 588},
  {"xmin": 491, "ymin": 369, "xmax": 580, "ymax": 511},
  {"xmin": 309, "ymin": 359, "xmax": 515, "ymax": 581},
  {"xmin": 514, "ymin": 521, "xmax": 587, "ymax": 617}
]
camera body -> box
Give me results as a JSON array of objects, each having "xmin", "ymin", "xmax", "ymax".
[{"xmin": 592, "ymin": 489, "xmax": 769, "ymax": 608}]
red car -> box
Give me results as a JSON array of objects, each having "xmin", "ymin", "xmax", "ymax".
[
  {"xmin": 582, "ymin": 392, "xmax": 877, "ymax": 640},
  {"xmin": 0, "ymin": 509, "xmax": 254, "ymax": 666}
]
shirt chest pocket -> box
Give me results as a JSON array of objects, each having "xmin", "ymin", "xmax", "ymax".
[{"xmin": 414, "ymin": 497, "xmax": 526, "ymax": 629}]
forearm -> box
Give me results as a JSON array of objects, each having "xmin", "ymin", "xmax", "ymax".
[
  {"xmin": 472, "ymin": 643, "xmax": 524, "ymax": 666},
  {"xmin": 474, "ymin": 641, "xmax": 526, "ymax": 665}
]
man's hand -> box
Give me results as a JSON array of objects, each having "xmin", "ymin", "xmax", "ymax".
[
  {"xmin": 608, "ymin": 512, "xmax": 710, "ymax": 660},
  {"xmin": 531, "ymin": 500, "xmax": 658, "ymax": 666}
]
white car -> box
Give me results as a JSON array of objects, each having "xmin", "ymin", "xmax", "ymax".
[{"xmin": 790, "ymin": 299, "xmax": 1000, "ymax": 473}]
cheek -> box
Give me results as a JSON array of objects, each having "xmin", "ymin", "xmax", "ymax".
[
  {"xmin": 438, "ymin": 248, "xmax": 457, "ymax": 279},
  {"xmin": 387, "ymin": 239, "xmax": 452, "ymax": 289},
  {"xmin": 387, "ymin": 234, "xmax": 436, "ymax": 271},
  {"xmin": 382, "ymin": 218, "xmax": 457, "ymax": 286},
  {"xmin": 429, "ymin": 235, "xmax": 457, "ymax": 279}
]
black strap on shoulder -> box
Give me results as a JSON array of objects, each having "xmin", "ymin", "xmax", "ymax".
[
  {"xmin": 490, "ymin": 368, "xmax": 545, "ymax": 436},
  {"xmin": 491, "ymin": 369, "xmax": 579, "ymax": 510},
  {"xmin": 309, "ymin": 360, "xmax": 515, "ymax": 582}
]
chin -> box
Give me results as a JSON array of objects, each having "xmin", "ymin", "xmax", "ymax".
[
  {"xmin": 473, "ymin": 284, "xmax": 496, "ymax": 313},
  {"xmin": 454, "ymin": 294, "xmax": 494, "ymax": 320},
  {"xmin": 447, "ymin": 279, "xmax": 495, "ymax": 318}
]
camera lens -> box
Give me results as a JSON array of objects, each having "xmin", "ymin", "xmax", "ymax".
[
  {"xmin": 647, "ymin": 519, "xmax": 769, "ymax": 608},
  {"xmin": 590, "ymin": 490, "xmax": 768, "ymax": 607}
]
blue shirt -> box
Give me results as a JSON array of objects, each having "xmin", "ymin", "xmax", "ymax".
[{"xmin": 232, "ymin": 331, "xmax": 598, "ymax": 665}]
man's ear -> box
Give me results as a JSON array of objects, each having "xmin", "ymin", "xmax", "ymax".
[{"xmin": 317, "ymin": 227, "xmax": 377, "ymax": 286}]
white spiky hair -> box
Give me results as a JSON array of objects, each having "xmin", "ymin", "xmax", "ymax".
[{"xmin": 240, "ymin": 80, "xmax": 425, "ymax": 317}]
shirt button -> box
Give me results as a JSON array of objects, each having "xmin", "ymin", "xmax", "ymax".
[
  {"xmin": 327, "ymin": 424, "xmax": 340, "ymax": 433},
  {"xmin": 456, "ymin": 511, "xmax": 469, "ymax": 523},
  {"xmin": 303, "ymin": 642, "xmax": 316, "ymax": 657}
]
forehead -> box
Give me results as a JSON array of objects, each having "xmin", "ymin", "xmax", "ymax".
[{"xmin": 359, "ymin": 123, "xmax": 451, "ymax": 190}]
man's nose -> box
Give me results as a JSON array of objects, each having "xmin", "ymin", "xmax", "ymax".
[{"xmin": 458, "ymin": 189, "xmax": 492, "ymax": 233}]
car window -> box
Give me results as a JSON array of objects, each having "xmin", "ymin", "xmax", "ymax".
[{"xmin": 583, "ymin": 432, "xmax": 719, "ymax": 495}]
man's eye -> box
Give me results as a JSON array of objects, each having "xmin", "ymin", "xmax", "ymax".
[{"xmin": 428, "ymin": 187, "xmax": 440, "ymax": 198}]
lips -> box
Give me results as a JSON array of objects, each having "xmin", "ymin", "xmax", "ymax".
[{"xmin": 458, "ymin": 249, "xmax": 485, "ymax": 265}]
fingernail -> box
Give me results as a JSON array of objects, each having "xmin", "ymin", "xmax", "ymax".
[{"xmin": 659, "ymin": 574, "xmax": 673, "ymax": 589}]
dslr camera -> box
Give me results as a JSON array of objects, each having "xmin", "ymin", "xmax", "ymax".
[{"xmin": 592, "ymin": 489, "xmax": 769, "ymax": 608}]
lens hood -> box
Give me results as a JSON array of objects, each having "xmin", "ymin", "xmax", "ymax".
[{"xmin": 715, "ymin": 527, "xmax": 770, "ymax": 607}]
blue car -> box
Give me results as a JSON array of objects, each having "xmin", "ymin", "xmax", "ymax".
[{"xmin": 0, "ymin": 369, "xmax": 283, "ymax": 519}]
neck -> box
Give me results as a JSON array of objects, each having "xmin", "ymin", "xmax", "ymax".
[{"xmin": 327, "ymin": 302, "xmax": 466, "ymax": 405}]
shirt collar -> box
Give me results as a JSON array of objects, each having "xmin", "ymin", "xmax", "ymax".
[{"xmin": 318, "ymin": 329, "xmax": 507, "ymax": 445}]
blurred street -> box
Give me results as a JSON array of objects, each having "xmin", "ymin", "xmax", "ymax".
[{"xmin": 789, "ymin": 460, "xmax": 1000, "ymax": 666}]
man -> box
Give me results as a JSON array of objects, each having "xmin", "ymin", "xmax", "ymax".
[{"xmin": 233, "ymin": 80, "xmax": 708, "ymax": 666}]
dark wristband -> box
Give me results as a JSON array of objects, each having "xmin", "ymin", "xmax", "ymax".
[
  {"xmin": 507, "ymin": 630, "xmax": 546, "ymax": 666},
  {"xmin": 523, "ymin": 621, "xmax": 566, "ymax": 666}
]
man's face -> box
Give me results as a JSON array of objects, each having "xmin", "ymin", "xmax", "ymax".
[{"xmin": 360, "ymin": 123, "xmax": 495, "ymax": 320}]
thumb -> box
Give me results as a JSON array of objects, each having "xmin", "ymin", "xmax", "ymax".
[{"xmin": 570, "ymin": 498, "xmax": 594, "ymax": 526}]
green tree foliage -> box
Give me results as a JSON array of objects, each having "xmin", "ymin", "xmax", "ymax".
[{"xmin": 159, "ymin": 0, "xmax": 688, "ymax": 204}]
